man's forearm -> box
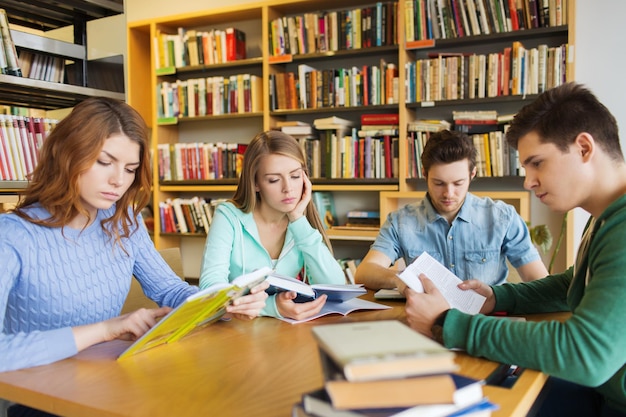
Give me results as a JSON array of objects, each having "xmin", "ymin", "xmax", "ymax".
[{"xmin": 354, "ymin": 263, "xmax": 400, "ymax": 290}]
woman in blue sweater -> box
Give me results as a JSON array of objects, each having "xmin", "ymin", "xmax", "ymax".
[
  {"xmin": 199, "ymin": 131, "xmax": 346, "ymax": 321},
  {"xmin": 0, "ymin": 98, "xmax": 268, "ymax": 377}
]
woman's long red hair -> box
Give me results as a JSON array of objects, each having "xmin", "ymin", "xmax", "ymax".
[{"xmin": 14, "ymin": 97, "xmax": 152, "ymax": 248}]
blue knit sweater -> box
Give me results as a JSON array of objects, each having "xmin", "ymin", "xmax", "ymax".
[{"xmin": 0, "ymin": 204, "xmax": 198, "ymax": 372}]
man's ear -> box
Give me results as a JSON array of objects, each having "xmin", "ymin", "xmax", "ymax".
[
  {"xmin": 576, "ymin": 132, "xmax": 595, "ymax": 161},
  {"xmin": 470, "ymin": 166, "xmax": 477, "ymax": 180}
]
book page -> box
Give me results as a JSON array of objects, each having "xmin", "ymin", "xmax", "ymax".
[
  {"xmin": 278, "ymin": 298, "xmax": 390, "ymax": 324},
  {"xmin": 397, "ymin": 252, "xmax": 485, "ymax": 315}
]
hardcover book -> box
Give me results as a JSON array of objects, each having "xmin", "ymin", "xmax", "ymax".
[
  {"xmin": 300, "ymin": 388, "xmax": 495, "ymax": 417},
  {"xmin": 312, "ymin": 191, "xmax": 337, "ymax": 229},
  {"xmin": 324, "ymin": 372, "xmax": 484, "ymax": 410},
  {"xmin": 312, "ymin": 320, "xmax": 457, "ymax": 382},
  {"xmin": 266, "ymin": 272, "xmax": 366, "ymax": 302},
  {"xmin": 117, "ymin": 266, "xmax": 271, "ymax": 359},
  {"xmin": 360, "ymin": 113, "xmax": 399, "ymax": 125}
]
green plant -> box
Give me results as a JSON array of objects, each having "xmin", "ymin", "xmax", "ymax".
[{"xmin": 528, "ymin": 212, "xmax": 568, "ymax": 274}]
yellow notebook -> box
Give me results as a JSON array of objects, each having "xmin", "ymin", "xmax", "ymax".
[{"xmin": 118, "ymin": 266, "xmax": 271, "ymax": 359}]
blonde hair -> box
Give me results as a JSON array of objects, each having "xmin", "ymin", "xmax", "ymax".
[{"xmin": 232, "ymin": 130, "xmax": 333, "ymax": 252}]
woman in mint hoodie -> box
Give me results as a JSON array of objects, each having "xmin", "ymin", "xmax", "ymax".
[{"xmin": 199, "ymin": 130, "xmax": 345, "ymax": 321}]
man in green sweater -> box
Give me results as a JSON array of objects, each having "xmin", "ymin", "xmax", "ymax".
[{"xmin": 403, "ymin": 82, "xmax": 626, "ymax": 416}]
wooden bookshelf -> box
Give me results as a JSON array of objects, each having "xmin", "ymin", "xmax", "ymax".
[
  {"xmin": 0, "ymin": 1, "xmax": 125, "ymax": 201},
  {"xmin": 380, "ymin": 190, "xmax": 531, "ymax": 223},
  {"xmin": 126, "ymin": 0, "xmax": 575, "ymax": 267},
  {"xmin": 0, "ymin": 2, "xmax": 125, "ymax": 108}
]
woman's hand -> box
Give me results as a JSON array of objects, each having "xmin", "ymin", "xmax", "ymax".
[
  {"xmin": 458, "ymin": 279, "xmax": 496, "ymax": 314},
  {"xmin": 275, "ymin": 291, "xmax": 327, "ymax": 321},
  {"xmin": 73, "ymin": 306, "xmax": 173, "ymax": 351},
  {"xmin": 287, "ymin": 171, "xmax": 312, "ymax": 223},
  {"xmin": 225, "ymin": 280, "xmax": 270, "ymax": 320},
  {"xmin": 104, "ymin": 307, "xmax": 173, "ymax": 342}
]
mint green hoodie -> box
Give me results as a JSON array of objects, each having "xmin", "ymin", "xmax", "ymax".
[
  {"xmin": 443, "ymin": 195, "xmax": 626, "ymax": 413},
  {"xmin": 199, "ymin": 202, "xmax": 345, "ymax": 317}
]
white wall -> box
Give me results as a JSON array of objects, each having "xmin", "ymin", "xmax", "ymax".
[{"xmin": 570, "ymin": 0, "xmax": 626, "ymax": 252}]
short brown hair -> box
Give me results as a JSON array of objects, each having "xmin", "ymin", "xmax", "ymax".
[
  {"xmin": 421, "ymin": 129, "xmax": 477, "ymax": 174},
  {"xmin": 506, "ymin": 82, "xmax": 623, "ymax": 161}
]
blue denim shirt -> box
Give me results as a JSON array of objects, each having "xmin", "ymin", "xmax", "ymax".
[{"xmin": 372, "ymin": 193, "xmax": 541, "ymax": 285}]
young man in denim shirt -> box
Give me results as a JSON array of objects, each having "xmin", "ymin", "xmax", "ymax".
[{"xmin": 355, "ymin": 129, "xmax": 548, "ymax": 290}]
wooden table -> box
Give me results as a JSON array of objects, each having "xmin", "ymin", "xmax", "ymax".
[{"xmin": 0, "ymin": 297, "xmax": 568, "ymax": 417}]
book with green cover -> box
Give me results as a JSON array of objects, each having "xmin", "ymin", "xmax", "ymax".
[
  {"xmin": 117, "ymin": 266, "xmax": 271, "ymax": 359},
  {"xmin": 312, "ymin": 191, "xmax": 337, "ymax": 229}
]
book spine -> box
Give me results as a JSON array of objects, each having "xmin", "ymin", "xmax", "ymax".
[
  {"xmin": 360, "ymin": 113, "xmax": 399, "ymax": 125},
  {"xmin": 0, "ymin": 10, "xmax": 21, "ymax": 76}
]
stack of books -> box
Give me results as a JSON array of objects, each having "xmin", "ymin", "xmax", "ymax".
[
  {"xmin": 277, "ymin": 121, "xmax": 314, "ymax": 137},
  {"xmin": 294, "ymin": 320, "xmax": 496, "ymax": 416},
  {"xmin": 345, "ymin": 210, "xmax": 380, "ymax": 228},
  {"xmin": 358, "ymin": 113, "xmax": 399, "ymax": 138}
]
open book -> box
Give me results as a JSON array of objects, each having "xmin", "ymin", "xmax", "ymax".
[
  {"xmin": 266, "ymin": 272, "xmax": 366, "ymax": 303},
  {"xmin": 117, "ymin": 266, "xmax": 271, "ymax": 359},
  {"xmin": 397, "ymin": 252, "xmax": 486, "ymax": 315},
  {"xmin": 265, "ymin": 272, "xmax": 387, "ymax": 324},
  {"xmin": 278, "ymin": 298, "xmax": 390, "ymax": 324}
]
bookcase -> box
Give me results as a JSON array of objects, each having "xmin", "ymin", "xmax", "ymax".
[
  {"xmin": 0, "ymin": 0, "xmax": 126, "ymax": 197},
  {"xmin": 127, "ymin": 0, "xmax": 576, "ymax": 276},
  {"xmin": 0, "ymin": 1, "xmax": 125, "ymax": 108}
]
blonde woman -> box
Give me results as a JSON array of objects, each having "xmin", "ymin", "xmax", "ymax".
[{"xmin": 199, "ymin": 130, "xmax": 345, "ymax": 321}]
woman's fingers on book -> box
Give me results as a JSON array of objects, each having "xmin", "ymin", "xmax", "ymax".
[
  {"xmin": 278, "ymin": 293, "xmax": 327, "ymax": 321},
  {"xmin": 250, "ymin": 280, "xmax": 270, "ymax": 293}
]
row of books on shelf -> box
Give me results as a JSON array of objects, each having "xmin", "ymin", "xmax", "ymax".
[
  {"xmin": 17, "ymin": 50, "xmax": 65, "ymax": 83},
  {"xmin": 405, "ymin": 111, "xmax": 523, "ymax": 178},
  {"xmin": 0, "ymin": 114, "xmax": 58, "ymax": 181},
  {"xmin": 158, "ymin": 197, "xmax": 227, "ymax": 235},
  {"xmin": 156, "ymin": 142, "xmax": 247, "ymax": 181},
  {"xmin": 407, "ymin": 128, "xmax": 522, "ymax": 179},
  {"xmin": 0, "ymin": 9, "xmax": 67, "ymax": 81},
  {"xmin": 155, "ymin": 109, "xmax": 521, "ymax": 183},
  {"xmin": 269, "ymin": 2, "xmax": 398, "ymax": 58},
  {"xmin": 156, "ymin": 130, "xmax": 397, "ymax": 183},
  {"xmin": 270, "ymin": 60, "xmax": 399, "ymax": 111},
  {"xmin": 294, "ymin": 320, "xmax": 495, "ymax": 416},
  {"xmin": 299, "ymin": 127, "xmax": 399, "ymax": 181},
  {"xmin": 0, "ymin": 106, "xmax": 46, "ymax": 117},
  {"xmin": 405, "ymin": 42, "xmax": 569, "ymax": 103},
  {"xmin": 153, "ymin": 26, "xmax": 246, "ymax": 70},
  {"xmin": 405, "ymin": 0, "xmax": 567, "ymax": 43},
  {"xmin": 156, "ymin": 74, "xmax": 263, "ymax": 119},
  {"xmin": 279, "ymin": 113, "xmax": 399, "ymax": 134}
]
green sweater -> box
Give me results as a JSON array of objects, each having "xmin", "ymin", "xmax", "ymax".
[{"xmin": 443, "ymin": 195, "xmax": 626, "ymax": 413}]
